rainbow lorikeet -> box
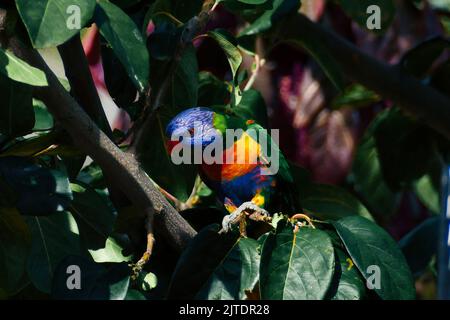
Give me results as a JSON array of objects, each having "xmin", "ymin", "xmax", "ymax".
[{"xmin": 166, "ymin": 107, "xmax": 299, "ymax": 231}]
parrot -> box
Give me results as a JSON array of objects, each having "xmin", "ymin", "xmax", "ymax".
[{"xmin": 165, "ymin": 107, "xmax": 299, "ymax": 232}]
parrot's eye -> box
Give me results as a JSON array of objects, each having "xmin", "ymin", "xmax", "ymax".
[{"xmin": 188, "ymin": 128, "xmax": 195, "ymax": 137}]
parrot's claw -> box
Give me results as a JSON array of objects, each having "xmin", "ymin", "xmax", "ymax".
[{"xmin": 219, "ymin": 202, "xmax": 270, "ymax": 234}]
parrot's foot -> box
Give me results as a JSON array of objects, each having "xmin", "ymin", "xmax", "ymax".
[{"xmin": 219, "ymin": 202, "xmax": 270, "ymax": 235}]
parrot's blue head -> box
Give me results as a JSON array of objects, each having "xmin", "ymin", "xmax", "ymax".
[{"xmin": 166, "ymin": 107, "xmax": 221, "ymax": 153}]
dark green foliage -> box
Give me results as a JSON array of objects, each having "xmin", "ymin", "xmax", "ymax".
[{"xmin": 0, "ymin": 0, "xmax": 433, "ymax": 301}]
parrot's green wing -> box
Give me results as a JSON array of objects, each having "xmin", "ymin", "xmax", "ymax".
[{"xmin": 246, "ymin": 122, "xmax": 294, "ymax": 184}]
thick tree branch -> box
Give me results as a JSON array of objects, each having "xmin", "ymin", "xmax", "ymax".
[
  {"xmin": 285, "ymin": 14, "xmax": 450, "ymax": 140},
  {"xmin": 0, "ymin": 28, "xmax": 196, "ymax": 254}
]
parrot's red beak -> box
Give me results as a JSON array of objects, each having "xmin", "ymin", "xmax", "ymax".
[{"xmin": 166, "ymin": 139, "xmax": 180, "ymax": 155}]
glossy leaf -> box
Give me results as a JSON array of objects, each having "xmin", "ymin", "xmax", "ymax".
[
  {"xmin": 302, "ymin": 184, "xmax": 374, "ymax": 221},
  {"xmin": 0, "ymin": 49, "xmax": 48, "ymax": 86},
  {"xmin": 399, "ymin": 216, "xmax": 440, "ymax": 276},
  {"xmin": 89, "ymin": 237, "xmax": 132, "ymax": 263},
  {"xmin": 208, "ymin": 29, "xmax": 242, "ymax": 80},
  {"xmin": 101, "ymin": 45, "xmax": 138, "ymax": 110},
  {"xmin": 168, "ymin": 225, "xmax": 260, "ymax": 300},
  {"xmin": 333, "ymin": 216, "xmax": 415, "ymax": 300},
  {"xmin": 0, "ymin": 157, "xmax": 73, "ymax": 216},
  {"xmin": 198, "ymin": 71, "xmax": 230, "ymax": 106},
  {"xmin": 332, "ymin": 84, "xmax": 381, "ymax": 110},
  {"xmin": 33, "ymin": 99, "xmax": 54, "ymax": 131},
  {"xmin": 69, "ymin": 182, "xmax": 115, "ymax": 250},
  {"xmin": 0, "ymin": 207, "xmax": 31, "ymax": 295},
  {"xmin": 16, "ymin": 0, "xmax": 96, "ymax": 48},
  {"xmin": 413, "ymin": 151, "xmax": 442, "ymax": 215},
  {"xmin": 352, "ymin": 133, "xmax": 400, "ymax": 219},
  {"xmin": 95, "ymin": 0, "xmax": 149, "ymax": 92},
  {"xmin": 26, "ymin": 212, "xmax": 82, "ymax": 293},
  {"xmin": 373, "ymin": 108, "xmax": 437, "ymax": 191},
  {"xmin": 0, "ymin": 132, "xmax": 58, "ymax": 158},
  {"xmin": 259, "ymin": 219, "xmax": 335, "ymax": 300},
  {"xmin": 330, "ymin": 247, "xmax": 366, "ymax": 300},
  {"xmin": 234, "ymin": 89, "xmax": 268, "ymax": 127}
]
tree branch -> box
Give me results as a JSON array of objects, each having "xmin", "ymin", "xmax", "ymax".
[
  {"xmin": 285, "ymin": 14, "xmax": 450, "ymax": 140},
  {"xmin": 0, "ymin": 26, "xmax": 196, "ymax": 254}
]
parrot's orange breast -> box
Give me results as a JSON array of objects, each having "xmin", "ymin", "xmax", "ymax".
[{"xmin": 201, "ymin": 132, "xmax": 262, "ymax": 181}]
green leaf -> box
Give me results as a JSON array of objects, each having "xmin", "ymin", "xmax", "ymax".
[
  {"xmin": 52, "ymin": 255, "xmax": 131, "ymax": 300},
  {"xmin": 207, "ymin": 29, "xmax": 243, "ymax": 106},
  {"xmin": 330, "ymin": 247, "xmax": 366, "ymax": 300},
  {"xmin": 234, "ymin": 89, "xmax": 268, "ymax": 127},
  {"xmin": 333, "ymin": 216, "xmax": 415, "ymax": 300},
  {"xmin": 0, "ymin": 157, "xmax": 73, "ymax": 216},
  {"xmin": 198, "ymin": 71, "xmax": 230, "ymax": 106},
  {"xmin": 168, "ymin": 45, "xmax": 199, "ymax": 109},
  {"xmin": 26, "ymin": 212, "xmax": 82, "ymax": 293},
  {"xmin": 95, "ymin": 0, "xmax": 149, "ymax": 92},
  {"xmin": 259, "ymin": 219, "xmax": 335, "ymax": 300},
  {"xmin": 441, "ymin": 16, "xmax": 450, "ymax": 35},
  {"xmin": 399, "ymin": 216, "xmax": 440, "ymax": 276},
  {"xmin": 429, "ymin": 0, "xmax": 450, "ymax": 11},
  {"xmin": 33, "ymin": 99, "xmax": 54, "ymax": 131},
  {"xmin": 372, "ymin": 108, "xmax": 438, "ymax": 191},
  {"xmin": 15, "ymin": 0, "xmax": 96, "ymax": 48},
  {"xmin": 413, "ymin": 149, "xmax": 442, "ymax": 215},
  {"xmin": 101, "ymin": 45, "xmax": 138, "ymax": 110},
  {"xmin": 0, "ymin": 131, "xmax": 58, "ymax": 158},
  {"xmin": 0, "ymin": 49, "xmax": 48, "ymax": 86},
  {"xmin": 332, "ymin": 84, "xmax": 380, "ymax": 110},
  {"xmin": 89, "ymin": 237, "xmax": 132, "ymax": 263},
  {"xmin": 302, "ymin": 184, "xmax": 374, "ymax": 221},
  {"xmin": 0, "ymin": 207, "xmax": 31, "ymax": 296},
  {"xmin": 168, "ymin": 225, "xmax": 260, "ymax": 300},
  {"xmin": 125, "ymin": 289, "xmax": 147, "ymax": 300},
  {"xmin": 351, "ymin": 131, "xmax": 400, "ymax": 219},
  {"xmin": 141, "ymin": 272, "xmax": 158, "ymax": 291},
  {"xmin": 69, "ymin": 182, "xmax": 115, "ymax": 250},
  {"xmin": 336, "ymin": 0, "xmax": 395, "ymax": 33},
  {"xmin": 0, "ymin": 75, "xmax": 35, "ymax": 137},
  {"xmin": 240, "ymin": 0, "xmax": 300, "ymax": 36},
  {"xmin": 208, "ymin": 29, "xmax": 242, "ymax": 80}
]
